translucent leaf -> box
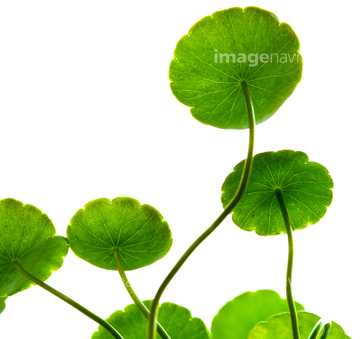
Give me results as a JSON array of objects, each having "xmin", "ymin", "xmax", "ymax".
[
  {"xmin": 249, "ymin": 311, "xmax": 350, "ymax": 339},
  {"xmin": 0, "ymin": 198, "xmax": 68, "ymax": 298},
  {"xmin": 92, "ymin": 300, "xmax": 211, "ymax": 339},
  {"xmin": 67, "ymin": 198, "xmax": 172, "ymax": 271},
  {"xmin": 169, "ymin": 6, "xmax": 302, "ymax": 129},
  {"xmin": 222, "ymin": 150, "xmax": 333, "ymax": 235},
  {"xmin": 211, "ymin": 290, "xmax": 304, "ymax": 339},
  {"xmin": 0, "ymin": 298, "xmax": 5, "ymax": 314}
]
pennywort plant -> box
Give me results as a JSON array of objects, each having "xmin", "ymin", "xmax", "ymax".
[{"xmin": 0, "ymin": 6, "xmax": 351, "ymax": 339}]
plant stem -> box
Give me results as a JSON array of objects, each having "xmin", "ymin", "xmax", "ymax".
[
  {"xmin": 274, "ymin": 188, "xmax": 300, "ymax": 339},
  {"xmin": 308, "ymin": 320, "xmax": 332, "ymax": 339},
  {"xmin": 12, "ymin": 260, "xmax": 124, "ymax": 339},
  {"xmin": 113, "ymin": 249, "xmax": 171, "ymax": 339},
  {"xmin": 318, "ymin": 323, "xmax": 331, "ymax": 339},
  {"xmin": 308, "ymin": 320, "xmax": 324, "ymax": 339},
  {"xmin": 147, "ymin": 80, "xmax": 256, "ymax": 339}
]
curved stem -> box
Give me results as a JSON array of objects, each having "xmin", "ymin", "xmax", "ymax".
[
  {"xmin": 274, "ymin": 188, "xmax": 300, "ymax": 339},
  {"xmin": 318, "ymin": 323, "xmax": 331, "ymax": 339},
  {"xmin": 12, "ymin": 261, "xmax": 123, "ymax": 339},
  {"xmin": 147, "ymin": 80, "xmax": 256, "ymax": 339},
  {"xmin": 308, "ymin": 320, "xmax": 324, "ymax": 339},
  {"xmin": 113, "ymin": 249, "xmax": 171, "ymax": 339},
  {"xmin": 308, "ymin": 320, "xmax": 332, "ymax": 339}
]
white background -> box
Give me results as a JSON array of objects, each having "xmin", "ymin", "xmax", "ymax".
[{"xmin": 0, "ymin": 1, "xmax": 359, "ymax": 338}]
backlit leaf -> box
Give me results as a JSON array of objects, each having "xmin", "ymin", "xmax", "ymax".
[
  {"xmin": 211, "ymin": 290, "xmax": 304, "ymax": 339},
  {"xmin": 0, "ymin": 298, "xmax": 5, "ymax": 314},
  {"xmin": 170, "ymin": 6, "xmax": 302, "ymax": 129},
  {"xmin": 222, "ymin": 150, "xmax": 333, "ymax": 235},
  {"xmin": 67, "ymin": 198, "xmax": 172, "ymax": 271},
  {"xmin": 92, "ymin": 300, "xmax": 210, "ymax": 339},
  {"xmin": 249, "ymin": 311, "xmax": 350, "ymax": 339},
  {"xmin": 0, "ymin": 198, "xmax": 68, "ymax": 298}
]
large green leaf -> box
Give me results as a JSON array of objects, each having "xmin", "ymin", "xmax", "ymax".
[
  {"xmin": 0, "ymin": 298, "xmax": 5, "ymax": 314},
  {"xmin": 0, "ymin": 198, "xmax": 68, "ymax": 298},
  {"xmin": 170, "ymin": 6, "xmax": 302, "ymax": 129},
  {"xmin": 211, "ymin": 290, "xmax": 304, "ymax": 339},
  {"xmin": 222, "ymin": 150, "xmax": 333, "ymax": 235},
  {"xmin": 249, "ymin": 311, "xmax": 350, "ymax": 339},
  {"xmin": 67, "ymin": 198, "xmax": 172, "ymax": 271},
  {"xmin": 92, "ymin": 300, "xmax": 211, "ymax": 339}
]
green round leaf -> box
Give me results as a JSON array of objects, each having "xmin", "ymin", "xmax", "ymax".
[
  {"xmin": 249, "ymin": 311, "xmax": 350, "ymax": 339},
  {"xmin": 211, "ymin": 290, "xmax": 304, "ymax": 339},
  {"xmin": 170, "ymin": 6, "xmax": 302, "ymax": 129},
  {"xmin": 67, "ymin": 197, "xmax": 172, "ymax": 271},
  {"xmin": 222, "ymin": 150, "xmax": 333, "ymax": 235},
  {"xmin": 0, "ymin": 198, "xmax": 68, "ymax": 298},
  {"xmin": 0, "ymin": 298, "xmax": 5, "ymax": 314},
  {"xmin": 92, "ymin": 300, "xmax": 211, "ymax": 339}
]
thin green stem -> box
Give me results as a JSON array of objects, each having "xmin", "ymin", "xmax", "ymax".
[
  {"xmin": 147, "ymin": 80, "xmax": 256, "ymax": 339},
  {"xmin": 318, "ymin": 323, "xmax": 331, "ymax": 339},
  {"xmin": 308, "ymin": 320, "xmax": 332, "ymax": 339},
  {"xmin": 12, "ymin": 260, "xmax": 123, "ymax": 339},
  {"xmin": 113, "ymin": 249, "xmax": 171, "ymax": 339},
  {"xmin": 308, "ymin": 320, "xmax": 324, "ymax": 339},
  {"xmin": 275, "ymin": 188, "xmax": 300, "ymax": 339}
]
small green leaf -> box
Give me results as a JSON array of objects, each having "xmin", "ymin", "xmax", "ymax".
[
  {"xmin": 67, "ymin": 198, "xmax": 172, "ymax": 271},
  {"xmin": 170, "ymin": 6, "xmax": 302, "ymax": 129},
  {"xmin": 0, "ymin": 198, "xmax": 69, "ymax": 298},
  {"xmin": 249, "ymin": 312, "xmax": 350, "ymax": 339},
  {"xmin": 211, "ymin": 290, "xmax": 304, "ymax": 339},
  {"xmin": 222, "ymin": 150, "xmax": 333, "ymax": 235},
  {"xmin": 0, "ymin": 298, "xmax": 5, "ymax": 314},
  {"xmin": 92, "ymin": 300, "xmax": 211, "ymax": 339}
]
